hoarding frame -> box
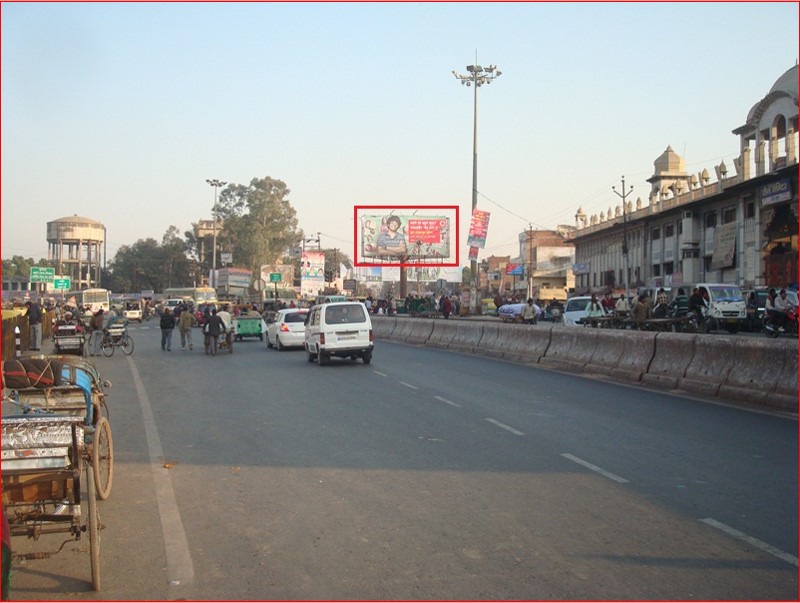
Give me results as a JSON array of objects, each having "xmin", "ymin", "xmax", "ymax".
[{"xmin": 354, "ymin": 205, "xmax": 459, "ymax": 268}]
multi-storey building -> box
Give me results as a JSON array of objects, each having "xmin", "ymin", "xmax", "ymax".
[{"xmin": 571, "ymin": 64, "xmax": 798, "ymax": 294}]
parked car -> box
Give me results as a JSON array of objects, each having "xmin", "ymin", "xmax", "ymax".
[
  {"xmin": 562, "ymin": 296, "xmax": 607, "ymax": 326},
  {"xmin": 266, "ymin": 308, "xmax": 308, "ymax": 350},
  {"xmin": 304, "ymin": 302, "xmax": 374, "ymax": 365}
]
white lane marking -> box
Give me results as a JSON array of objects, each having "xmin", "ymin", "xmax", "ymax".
[
  {"xmin": 486, "ymin": 418, "xmax": 525, "ymax": 436},
  {"xmin": 700, "ymin": 517, "xmax": 798, "ymax": 566},
  {"xmin": 127, "ymin": 356, "xmax": 195, "ymax": 586},
  {"xmin": 561, "ymin": 453, "xmax": 629, "ymax": 483},
  {"xmin": 373, "ymin": 370, "xmax": 388, "ymax": 377},
  {"xmin": 434, "ymin": 395, "xmax": 461, "ymax": 408},
  {"xmin": 399, "ymin": 381, "xmax": 419, "ymax": 390}
]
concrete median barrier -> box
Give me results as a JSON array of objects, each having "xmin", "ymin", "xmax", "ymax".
[
  {"xmin": 506, "ymin": 324, "xmax": 551, "ymax": 364},
  {"xmin": 426, "ymin": 319, "xmax": 457, "ymax": 349},
  {"xmin": 447, "ymin": 321, "xmax": 484, "ymax": 354},
  {"xmin": 371, "ymin": 316, "xmax": 397, "ymax": 339},
  {"xmin": 678, "ymin": 334, "xmax": 737, "ymax": 397},
  {"xmin": 717, "ymin": 338, "xmax": 797, "ymax": 409},
  {"xmin": 405, "ymin": 319, "xmax": 435, "ymax": 345},
  {"xmin": 391, "ymin": 317, "xmax": 416, "ymax": 343},
  {"xmin": 478, "ymin": 322, "xmax": 505, "ymax": 359},
  {"xmin": 641, "ymin": 332, "xmax": 695, "ymax": 390},
  {"xmin": 539, "ymin": 326, "xmax": 598, "ymax": 373},
  {"xmin": 585, "ymin": 329, "xmax": 655, "ymax": 382}
]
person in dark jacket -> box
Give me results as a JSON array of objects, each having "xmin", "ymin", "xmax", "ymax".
[
  {"xmin": 25, "ymin": 300, "xmax": 43, "ymax": 351},
  {"xmin": 203, "ymin": 309, "xmax": 225, "ymax": 356},
  {"xmin": 160, "ymin": 307, "xmax": 176, "ymax": 351}
]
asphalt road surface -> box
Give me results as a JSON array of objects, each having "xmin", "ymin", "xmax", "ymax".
[{"xmin": 5, "ymin": 321, "xmax": 797, "ymax": 600}]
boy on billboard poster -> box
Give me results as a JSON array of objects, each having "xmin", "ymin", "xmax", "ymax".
[{"xmin": 376, "ymin": 215, "xmax": 407, "ymax": 258}]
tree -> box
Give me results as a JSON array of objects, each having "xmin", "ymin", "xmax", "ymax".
[
  {"xmin": 106, "ymin": 227, "xmax": 193, "ymax": 293},
  {"xmin": 215, "ymin": 177, "xmax": 301, "ymax": 272},
  {"xmin": 2, "ymin": 256, "xmax": 55, "ymax": 279}
]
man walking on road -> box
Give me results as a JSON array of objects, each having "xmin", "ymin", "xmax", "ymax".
[
  {"xmin": 25, "ymin": 300, "xmax": 43, "ymax": 351},
  {"xmin": 160, "ymin": 307, "xmax": 176, "ymax": 351},
  {"xmin": 178, "ymin": 304, "xmax": 194, "ymax": 351}
]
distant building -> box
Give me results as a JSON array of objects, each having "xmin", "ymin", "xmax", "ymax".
[
  {"xmin": 46, "ymin": 215, "xmax": 106, "ymax": 289},
  {"xmin": 571, "ymin": 64, "xmax": 798, "ymax": 293}
]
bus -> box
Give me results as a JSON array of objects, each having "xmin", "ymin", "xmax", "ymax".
[
  {"xmin": 162, "ymin": 287, "xmax": 218, "ymax": 306},
  {"xmin": 64, "ymin": 288, "xmax": 110, "ymax": 313}
]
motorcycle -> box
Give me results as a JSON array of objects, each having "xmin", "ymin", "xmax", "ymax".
[{"xmin": 764, "ymin": 306, "xmax": 798, "ymax": 337}]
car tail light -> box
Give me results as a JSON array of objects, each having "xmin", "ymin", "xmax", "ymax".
[
  {"xmin": 280, "ymin": 324, "xmax": 290, "ymax": 332},
  {"xmin": 319, "ymin": 333, "xmax": 325, "ymax": 345},
  {"xmin": 369, "ymin": 329, "xmax": 373, "ymax": 342}
]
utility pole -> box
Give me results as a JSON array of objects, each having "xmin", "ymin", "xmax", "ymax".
[
  {"xmin": 452, "ymin": 59, "xmax": 501, "ymax": 314},
  {"xmin": 527, "ymin": 224, "xmax": 534, "ymax": 300},
  {"xmin": 612, "ymin": 176, "xmax": 633, "ymax": 302}
]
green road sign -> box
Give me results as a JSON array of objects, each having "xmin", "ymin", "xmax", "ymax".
[
  {"xmin": 30, "ymin": 267, "xmax": 55, "ymax": 283},
  {"xmin": 53, "ymin": 278, "xmax": 71, "ymax": 290},
  {"xmin": 269, "ymin": 273, "xmax": 282, "ymax": 283}
]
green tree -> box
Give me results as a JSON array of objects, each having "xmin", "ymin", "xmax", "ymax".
[
  {"xmin": 106, "ymin": 227, "xmax": 193, "ymax": 293},
  {"xmin": 216, "ymin": 177, "xmax": 301, "ymax": 272},
  {"xmin": 2, "ymin": 256, "xmax": 55, "ymax": 279}
]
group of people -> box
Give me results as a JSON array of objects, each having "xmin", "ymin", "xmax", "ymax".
[
  {"xmin": 765, "ymin": 288, "xmax": 795, "ymax": 332},
  {"xmin": 158, "ymin": 302, "xmax": 233, "ymax": 355}
]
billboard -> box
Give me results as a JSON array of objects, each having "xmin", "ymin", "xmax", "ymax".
[
  {"xmin": 300, "ymin": 251, "xmax": 325, "ymax": 297},
  {"xmin": 355, "ymin": 205, "xmax": 458, "ymax": 267},
  {"xmin": 466, "ymin": 208, "xmax": 491, "ymax": 248}
]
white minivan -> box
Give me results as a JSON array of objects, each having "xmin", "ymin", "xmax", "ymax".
[{"xmin": 304, "ymin": 302, "xmax": 374, "ymax": 365}]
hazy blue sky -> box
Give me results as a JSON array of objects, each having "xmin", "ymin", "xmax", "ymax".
[{"xmin": 2, "ymin": 2, "xmax": 797, "ymax": 265}]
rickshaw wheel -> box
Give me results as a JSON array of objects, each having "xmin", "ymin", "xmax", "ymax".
[
  {"xmin": 92, "ymin": 417, "xmax": 113, "ymax": 500},
  {"xmin": 121, "ymin": 335, "xmax": 134, "ymax": 356},
  {"xmin": 86, "ymin": 468, "xmax": 101, "ymax": 591},
  {"xmin": 101, "ymin": 336, "xmax": 114, "ymax": 357}
]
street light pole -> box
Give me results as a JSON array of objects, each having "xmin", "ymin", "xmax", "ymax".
[
  {"xmin": 452, "ymin": 61, "xmax": 501, "ymax": 313},
  {"xmin": 612, "ymin": 176, "xmax": 633, "ymax": 303},
  {"xmin": 206, "ymin": 179, "xmax": 227, "ymax": 289}
]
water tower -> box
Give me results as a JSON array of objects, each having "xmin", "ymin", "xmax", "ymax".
[{"xmin": 46, "ymin": 215, "xmax": 106, "ymax": 289}]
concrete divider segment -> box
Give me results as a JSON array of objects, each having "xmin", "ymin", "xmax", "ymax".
[
  {"xmin": 585, "ymin": 329, "xmax": 655, "ymax": 382},
  {"xmin": 405, "ymin": 319, "xmax": 435, "ymax": 345},
  {"xmin": 448, "ymin": 321, "xmax": 484, "ymax": 353},
  {"xmin": 678, "ymin": 334, "xmax": 738, "ymax": 397},
  {"xmin": 715, "ymin": 338, "xmax": 797, "ymax": 410},
  {"xmin": 371, "ymin": 316, "xmax": 396, "ymax": 339},
  {"xmin": 641, "ymin": 332, "xmax": 695, "ymax": 390},
  {"xmin": 539, "ymin": 326, "xmax": 598, "ymax": 373},
  {"xmin": 478, "ymin": 323, "xmax": 505, "ymax": 359},
  {"xmin": 506, "ymin": 325, "xmax": 552, "ymax": 364},
  {"xmin": 391, "ymin": 318, "xmax": 415, "ymax": 343},
  {"xmin": 426, "ymin": 319, "xmax": 457, "ymax": 349}
]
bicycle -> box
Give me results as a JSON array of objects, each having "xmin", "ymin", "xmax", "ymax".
[{"xmin": 100, "ymin": 323, "xmax": 134, "ymax": 357}]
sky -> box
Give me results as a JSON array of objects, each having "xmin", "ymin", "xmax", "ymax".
[{"xmin": 2, "ymin": 2, "xmax": 798, "ymax": 268}]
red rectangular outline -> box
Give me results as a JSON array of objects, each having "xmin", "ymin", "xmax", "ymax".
[{"xmin": 353, "ymin": 205, "xmax": 460, "ymax": 268}]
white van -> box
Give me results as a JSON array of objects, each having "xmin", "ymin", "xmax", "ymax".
[
  {"xmin": 304, "ymin": 302, "xmax": 374, "ymax": 365},
  {"xmin": 693, "ymin": 283, "xmax": 747, "ymax": 333}
]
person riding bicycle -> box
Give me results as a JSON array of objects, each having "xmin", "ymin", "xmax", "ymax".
[{"xmin": 669, "ymin": 287, "xmax": 689, "ymax": 317}]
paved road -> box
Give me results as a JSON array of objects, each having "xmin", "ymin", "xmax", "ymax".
[{"xmin": 6, "ymin": 322, "xmax": 797, "ymax": 600}]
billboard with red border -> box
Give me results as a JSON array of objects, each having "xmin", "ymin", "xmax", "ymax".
[{"xmin": 355, "ymin": 205, "xmax": 459, "ymax": 267}]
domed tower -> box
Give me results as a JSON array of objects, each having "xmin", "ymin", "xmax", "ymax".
[
  {"xmin": 646, "ymin": 146, "xmax": 691, "ymax": 204},
  {"xmin": 46, "ymin": 215, "xmax": 106, "ymax": 289}
]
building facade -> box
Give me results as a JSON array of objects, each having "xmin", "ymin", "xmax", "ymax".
[{"xmin": 571, "ymin": 65, "xmax": 798, "ymax": 294}]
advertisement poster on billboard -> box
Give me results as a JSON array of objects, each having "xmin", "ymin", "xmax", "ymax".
[
  {"xmin": 355, "ymin": 205, "xmax": 458, "ymax": 267},
  {"xmin": 300, "ymin": 251, "xmax": 325, "ymax": 297},
  {"xmin": 466, "ymin": 208, "xmax": 491, "ymax": 248}
]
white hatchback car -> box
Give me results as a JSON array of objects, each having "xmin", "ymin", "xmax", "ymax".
[
  {"xmin": 562, "ymin": 296, "xmax": 607, "ymax": 326},
  {"xmin": 266, "ymin": 308, "xmax": 309, "ymax": 350}
]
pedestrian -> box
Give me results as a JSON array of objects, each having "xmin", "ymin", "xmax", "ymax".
[
  {"xmin": 601, "ymin": 291, "xmax": 616, "ymax": 314},
  {"xmin": 615, "ymin": 294, "xmax": 630, "ymax": 316},
  {"xmin": 178, "ymin": 305, "xmax": 194, "ymax": 351},
  {"xmin": 90, "ymin": 308, "xmax": 105, "ymax": 356},
  {"xmin": 160, "ymin": 307, "xmax": 176, "ymax": 351},
  {"xmin": 440, "ymin": 295, "xmax": 452, "ymax": 319},
  {"xmin": 25, "ymin": 300, "xmax": 43, "ymax": 351},
  {"xmin": 204, "ymin": 309, "xmax": 225, "ymax": 355},
  {"xmin": 523, "ymin": 298, "xmax": 538, "ymax": 325},
  {"xmin": 653, "ymin": 287, "xmax": 669, "ymax": 318},
  {"xmin": 631, "ymin": 294, "xmax": 651, "ymax": 329}
]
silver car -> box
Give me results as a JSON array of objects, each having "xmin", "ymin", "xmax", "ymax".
[{"xmin": 266, "ymin": 308, "xmax": 309, "ymax": 350}]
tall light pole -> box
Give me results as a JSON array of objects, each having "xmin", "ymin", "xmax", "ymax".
[
  {"xmin": 206, "ymin": 178, "xmax": 227, "ymax": 289},
  {"xmin": 452, "ymin": 61, "xmax": 501, "ymax": 313},
  {"xmin": 612, "ymin": 176, "xmax": 633, "ymax": 303}
]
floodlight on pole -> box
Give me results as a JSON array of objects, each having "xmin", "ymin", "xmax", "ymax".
[
  {"xmin": 612, "ymin": 176, "xmax": 633, "ymax": 303},
  {"xmin": 206, "ymin": 178, "xmax": 227, "ymax": 289},
  {"xmin": 452, "ymin": 60, "xmax": 501, "ymax": 313}
]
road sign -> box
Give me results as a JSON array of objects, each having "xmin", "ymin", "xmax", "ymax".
[
  {"xmin": 53, "ymin": 278, "xmax": 71, "ymax": 290},
  {"xmin": 343, "ymin": 279, "xmax": 357, "ymax": 291},
  {"xmin": 30, "ymin": 267, "xmax": 55, "ymax": 283},
  {"xmin": 269, "ymin": 273, "xmax": 282, "ymax": 283}
]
